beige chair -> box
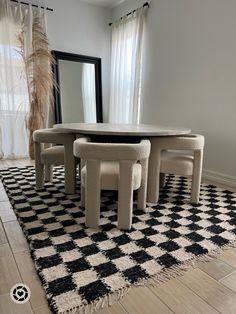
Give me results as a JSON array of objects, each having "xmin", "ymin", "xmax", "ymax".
[
  {"xmin": 33, "ymin": 128, "xmax": 77, "ymax": 193},
  {"xmin": 147, "ymin": 134, "xmax": 205, "ymax": 204},
  {"xmin": 73, "ymin": 138, "xmax": 151, "ymax": 230}
]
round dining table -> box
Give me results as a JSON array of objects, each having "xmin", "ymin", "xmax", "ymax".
[{"xmin": 53, "ymin": 123, "xmax": 191, "ymax": 201}]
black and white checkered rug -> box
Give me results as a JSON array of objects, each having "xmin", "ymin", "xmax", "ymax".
[{"xmin": 1, "ymin": 166, "xmax": 236, "ymax": 314}]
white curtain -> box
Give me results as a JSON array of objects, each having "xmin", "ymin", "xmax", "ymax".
[
  {"xmin": 109, "ymin": 7, "xmax": 145, "ymax": 124},
  {"xmin": 82, "ymin": 63, "xmax": 97, "ymax": 123},
  {"xmin": 0, "ymin": 0, "xmax": 46, "ymax": 159}
]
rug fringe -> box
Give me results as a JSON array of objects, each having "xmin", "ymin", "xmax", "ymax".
[
  {"xmin": 142, "ymin": 240, "xmax": 236, "ymax": 287},
  {"xmin": 57, "ymin": 286, "xmax": 130, "ymax": 314},
  {"xmin": 58, "ymin": 240, "xmax": 236, "ymax": 314}
]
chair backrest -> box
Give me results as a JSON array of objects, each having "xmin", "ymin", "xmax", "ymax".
[
  {"xmin": 33, "ymin": 128, "xmax": 75, "ymax": 145},
  {"xmin": 151, "ymin": 134, "xmax": 204, "ymax": 152},
  {"xmin": 74, "ymin": 137, "xmax": 151, "ymax": 162}
]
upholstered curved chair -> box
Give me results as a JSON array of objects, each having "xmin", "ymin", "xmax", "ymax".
[
  {"xmin": 73, "ymin": 138, "xmax": 151, "ymax": 230},
  {"xmin": 147, "ymin": 134, "xmax": 205, "ymax": 204},
  {"xmin": 33, "ymin": 128, "xmax": 77, "ymax": 193}
]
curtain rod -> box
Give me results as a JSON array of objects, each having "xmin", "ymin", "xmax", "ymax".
[
  {"xmin": 10, "ymin": 0, "xmax": 53, "ymax": 11},
  {"xmin": 109, "ymin": 2, "xmax": 149, "ymax": 26}
]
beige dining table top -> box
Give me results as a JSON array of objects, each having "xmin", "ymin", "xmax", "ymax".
[{"xmin": 54, "ymin": 123, "xmax": 191, "ymax": 136}]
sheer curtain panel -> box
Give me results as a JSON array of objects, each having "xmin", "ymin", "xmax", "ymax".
[
  {"xmin": 0, "ymin": 0, "xmax": 29, "ymax": 158},
  {"xmin": 109, "ymin": 7, "xmax": 145, "ymax": 124},
  {"xmin": 0, "ymin": 0, "xmax": 47, "ymax": 159}
]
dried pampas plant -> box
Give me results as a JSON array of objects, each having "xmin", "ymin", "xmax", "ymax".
[{"xmin": 18, "ymin": 17, "xmax": 55, "ymax": 159}]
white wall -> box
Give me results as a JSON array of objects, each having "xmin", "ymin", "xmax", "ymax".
[
  {"xmin": 45, "ymin": 0, "xmax": 111, "ymax": 121},
  {"xmin": 112, "ymin": 0, "xmax": 236, "ymax": 179},
  {"xmin": 111, "ymin": 0, "xmax": 144, "ymax": 20}
]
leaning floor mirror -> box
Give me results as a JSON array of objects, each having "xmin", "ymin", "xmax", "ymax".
[{"xmin": 52, "ymin": 51, "xmax": 103, "ymax": 123}]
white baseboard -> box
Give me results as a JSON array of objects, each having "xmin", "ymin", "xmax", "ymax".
[{"xmin": 202, "ymin": 169, "xmax": 236, "ymax": 188}]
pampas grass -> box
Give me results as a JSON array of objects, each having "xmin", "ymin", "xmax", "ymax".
[{"xmin": 18, "ymin": 17, "xmax": 55, "ymax": 159}]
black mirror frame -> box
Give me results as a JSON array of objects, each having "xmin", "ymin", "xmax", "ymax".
[{"xmin": 52, "ymin": 50, "xmax": 103, "ymax": 123}]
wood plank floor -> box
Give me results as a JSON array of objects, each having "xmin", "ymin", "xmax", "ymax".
[{"xmin": 1, "ymin": 159, "xmax": 236, "ymax": 314}]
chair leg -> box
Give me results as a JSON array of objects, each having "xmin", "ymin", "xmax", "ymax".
[
  {"xmin": 34, "ymin": 142, "xmax": 44, "ymax": 189},
  {"xmin": 118, "ymin": 161, "xmax": 134, "ymax": 230},
  {"xmin": 75, "ymin": 157, "xmax": 80, "ymax": 181},
  {"xmin": 138, "ymin": 158, "xmax": 148, "ymax": 211},
  {"xmin": 64, "ymin": 135, "xmax": 77, "ymax": 194},
  {"xmin": 85, "ymin": 160, "xmax": 101, "ymax": 228},
  {"xmin": 147, "ymin": 140, "xmax": 161, "ymax": 203},
  {"xmin": 45, "ymin": 165, "xmax": 53, "ymax": 182},
  {"xmin": 80, "ymin": 159, "xmax": 85, "ymax": 206},
  {"xmin": 160, "ymin": 173, "xmax": 166, "ymax": 188},
  {"xmin": 81, "ymin": 186, "xmax": 85, "ymax": 207},
  {"xmin": 191, "ymin": 150, "xmax": 203, "ymax": 204}
]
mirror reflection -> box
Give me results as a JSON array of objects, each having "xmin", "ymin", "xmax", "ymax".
[
  {"xmin": 52, "ymin": 50, "xmax": 103, "ymax": 124},
  {"xmin": 58, "ymin": 60, "xmax": 96, "ymax": 123}
]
